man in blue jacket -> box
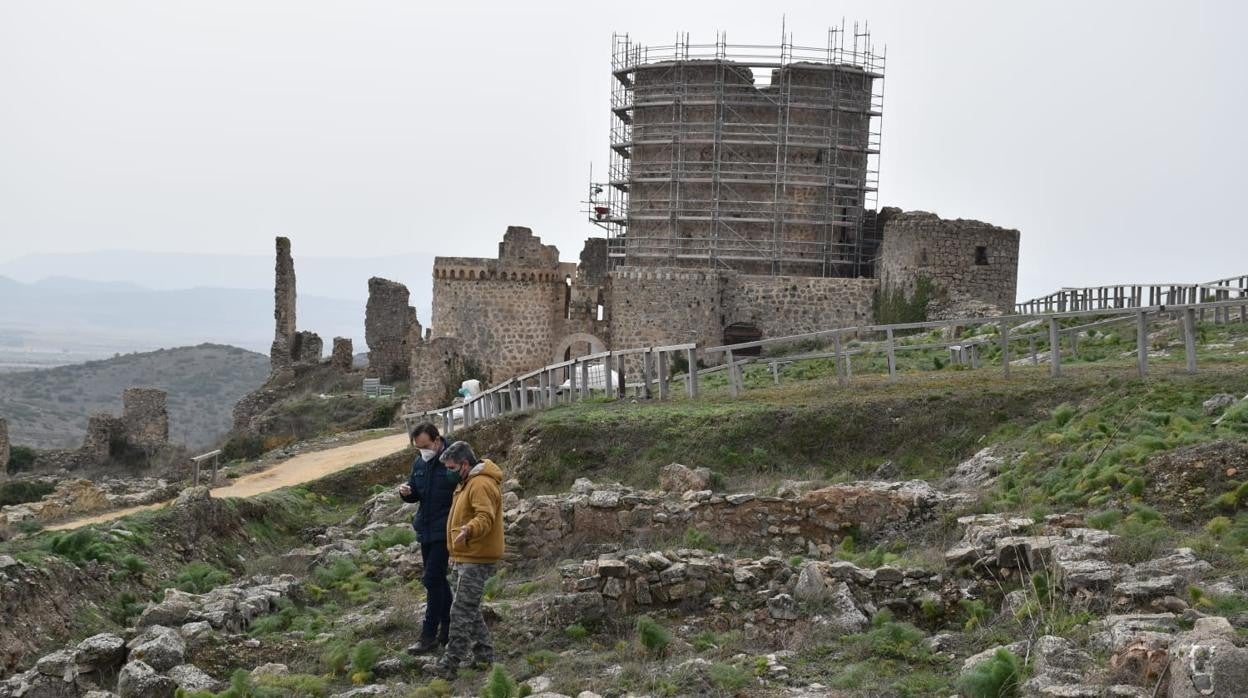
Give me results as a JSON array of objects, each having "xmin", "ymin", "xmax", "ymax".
[{"xmin": 399, "ymin": 423, "xmax": 455, "ymax": 654}]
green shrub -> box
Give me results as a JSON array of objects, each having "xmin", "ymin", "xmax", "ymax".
[
  {"xmin": 635, "ymin": 615, "xmax": 671, "ymax": 656},
  {"xmin": 4, "ymin": 445, "xmax": 37, "ymax": 474},
  {"xmin": 310, "ymin": 558, "xmax": 378, "ymax": 604},
  {"xmin": 1086, "ymin": 510, "xmax": 1122, "ymax": 530},
  {"xmin": 960, "ymin": 599, "xmax": 992, "ymax": 630},
  {"xmin": 0, "ymin": 478, "xmax": 52, "ymax": 505},
  {"xmin": 116, "ymin": 554, "xmax": 149, "ymax": 579},
  {"xmin": 349, "ymin": 640, "xmax": 380, "ymax": 685},
  {"xmin": 222, "ymin": 431, "xmax": 266, "ymax": 461},
  {"xmin": 524, "ymin": 650, "xmax": 558, "ymax": 673},
  {"xmin": 361, "ymin": 526, "xmax": 416, "ymax": 552},
  {"xmin": 169, "ymin": 562, "xmax": 231, "ymax": 594},
  {"xmin": 1052, "ymin": 403, "xmax": 1077, "ymax": 428},
  {"xmin": 43, "ymin": 529, "xmax": 118, "ymax": 565},
  {"xmin": 956, "ymin": 648, "xmax": 1022, "ymax": 698},
  {"xmin": 564, "ymin": 623, "xmax": 589, "ymax": 641},
  {"xmin": 682, "ymin": 527, "xmax": 715, "ymax": 551},
  {"xmin": 320, "ymin": 639, "xmax": 352, "ymax": 677},
  {"xmin": 708, "ymin": 663, "xmax": 751, "ymax": 692},
  {"xmin": 482, "ymin": 665, "xmax": 516, "ymax": 698},
  {"xmin": 693, "ymin": 630, "xmax": 719, "ymax": 652}
]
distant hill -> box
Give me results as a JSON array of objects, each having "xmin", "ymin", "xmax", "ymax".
[
  {"xmin": 0, "ymin": 275, "xmax": 366, "ymax": 363},
  {"xmin": 0, "ymin": 344, "xmax": 269, "ymax": 451},
  {"xmin": 0, "ymin": 248, "xmax": 434, "ymax": 324}
]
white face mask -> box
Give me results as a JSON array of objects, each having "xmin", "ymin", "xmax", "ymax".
[{"xmin": 420, "ymin": 448, "xmax": 437, "ymax": 463}]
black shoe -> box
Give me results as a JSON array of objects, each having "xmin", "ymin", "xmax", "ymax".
[
  {"xmin": 437, "ymin": 632, "xmax": 449, "ymax": 647},
  {"xmin": 406, "ymin": 636, "xmax": 440, "ymax": 655}
]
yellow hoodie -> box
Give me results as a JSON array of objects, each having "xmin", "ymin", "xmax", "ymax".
[{"xmin": 445, "ymin": 459, "xmax": 505, "ymax": 563}]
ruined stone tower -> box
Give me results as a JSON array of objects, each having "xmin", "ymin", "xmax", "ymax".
[
  {"xmin": 270, "ymin": 237, "xmax": 298, "ymax": 373},
  {"xmin": 592, "ymin": 29, "xmax": 884, "ymax": 278}
]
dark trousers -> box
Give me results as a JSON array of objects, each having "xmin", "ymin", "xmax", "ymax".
[{"xmin": 420, "ymin": 540, "xmax": 453, "ymax": 639}]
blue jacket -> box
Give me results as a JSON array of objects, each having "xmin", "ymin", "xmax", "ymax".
[{"xmin": 399, "ymin": 439, "xmax": 455, "ymax": 543}]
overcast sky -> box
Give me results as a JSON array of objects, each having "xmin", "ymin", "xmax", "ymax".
[{"xmin": 1, "ymin": 1, "xmax": 1244, "ymax": 301}]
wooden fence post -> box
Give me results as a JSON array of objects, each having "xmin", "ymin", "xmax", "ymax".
[
  {"xmin": 1048, "ymin": 318, "xmax": 1061, "ymax": 377},
  {"xmin": 1029, "ymin": 337, "xmax": 1038, "ymax": 365},
  {"xmin": 641, "ymin": 349, "xmax": 653, "ymax": 399},
  {"xmin": 1136, "ymin": 311, "xmax": 1148, "ymax": 377},
  {"xmin": 657, "ymin": 351, "xmax": 670, "ymax": 400},
  {"xmin": 686, "ymin": 347, "xmax": 699, "ymax": 398},
  {"xmin": 726, "ymin": 349, "xmax": 739, "ymax": 398},
  {"xmin": 833, "ymin": 333, "xmax": 847, "ymax": 386},
  {"xmin": 1183, "ymin": 307, "xmax": 1198, "ymax": 374},
  {"xmin": 885, "ymin": 327, "xmax": 897, "ymax": 381},
  {"xmin": 604, "ymin": 353, "xmax": 615, "ymax": 398},
  {"xmin": 580, "ymin": 359, "xmax": 590, "ymax": 400}
]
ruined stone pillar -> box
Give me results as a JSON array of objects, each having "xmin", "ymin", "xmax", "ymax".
[
  {"xmin": 82, "ymin": 413, "xmax": 124, "ymax": 465},
  {"xmin": 331, "ymin": 337, "xmax": 354, "ymax": 371},
  {"xmin": 123, "ymin": 388, "xmax": 169, "ymax": 446},
  {"xmin": 270, "ymin": 236, "xmax": 298, "ymax": 373},
  {"xmin": 0, "ymin": 417, "xmax": 10, "ymax": 479},
  {"xmin": 366, "ymin": 277, "xmax": 416, "ymax": 383},
  {"xmin": 293, "ymin": 330, "xmax": 323, "ymax": 364}
]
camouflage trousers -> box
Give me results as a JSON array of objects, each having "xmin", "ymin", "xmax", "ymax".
[{"xmin": 443, "ymin": 562, "xmax": 496, "ymax": 665}]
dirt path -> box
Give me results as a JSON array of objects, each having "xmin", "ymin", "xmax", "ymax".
[{"xmin": 48, "ymin": 431, "xmax": 412, "ymax": 531}]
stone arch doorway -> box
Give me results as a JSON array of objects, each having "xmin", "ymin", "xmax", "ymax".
[
  {"xmin": 553, "ymin": 332, "xmax": 607, "ymax": 364},
  {"xmin": 723, "ymin": 322, "xmax": 763, "ymax": 356}
]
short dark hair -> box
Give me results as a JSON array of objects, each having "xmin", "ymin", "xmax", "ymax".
[
  {"xmin": 439, "ymin": 440, "xmax": 478, "ymax": 467},
  {"xmin": 410, "ymin": 422, "xmax": 440, "ymax": 443}
]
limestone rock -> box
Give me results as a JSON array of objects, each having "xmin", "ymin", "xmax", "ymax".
[
  {"xmin": 74, "ymin": 633, "xmax": 127, "ymax": 674},
  {"xmin": 117, "ymin": 661, "xmax": 177, "ymax": 698},
  {"xmin": 1166, "ymin": 616, "xmax": 1248, "ymax": 698},
  {"xmin": 126, "ymin": 626, "xmax": 185, "ymax": 672},
  {"xmin": 167, "ymin": 665, "xmax": 220, "ymax": 692},
  {"xmin": 137, "ymin": 589, "xmax": 202, "ymax": 628},
  {"xmin": 659, "ymin": 464, "xmax": 712, "ymax": 493},
  {"xmin": 948, "ymin": 445, "xmax": 1008, "ymax": 490},
  {"xmin": 793, "ymin": 562, "xmax": 829, "ymax": 603},
  {"xmin": 767, "ymin": 593, "xmax": 799, "ymax": 620},
  {"xmin": 1203, "ymin": 394, "xmax": 1238, "ymax": 416}
]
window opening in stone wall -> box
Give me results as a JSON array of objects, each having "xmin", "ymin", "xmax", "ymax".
[
  {"xmin": 596, "ymin": 289, "xmax": 605, "ymax": 322},
  {"xmin": 724, "ymin": 322, "xmax": 763, "ymax": 356},
  {"xmin": 975, "ymin": 246, "xmax": 989, "ymax": 266},
  {"xmin": 564, "ymin": 275, "xmax": 572, "ymax": 319}
]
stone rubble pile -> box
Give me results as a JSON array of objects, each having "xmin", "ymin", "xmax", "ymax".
[{"xmin": 0, "ymin": 575, "xmax": 298, "ymax": 698}]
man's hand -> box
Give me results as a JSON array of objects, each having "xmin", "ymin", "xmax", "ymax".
[
  {"xmin": 453, "ymin": 526, "xmax": 469, "ymax": 548},
  {"xmin": 398, "ymin": 484, "xmax": 412, "ymax": 497}
]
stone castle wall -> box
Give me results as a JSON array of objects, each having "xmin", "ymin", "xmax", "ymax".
[
  {"xmin": 606, "ymin": 267, "xmax": 876, "ymax": 352},
  {"xmin": 725, "ymin": 275, "xmax": 877, "ymax": 338},
  {"xmin": 878, "ymin": 211, "xmax": 1020, "ymax": 315},
  {"xmin": 431, "ymin": 263, "xmax": 564, "ymax": 382},
  {"xmin": 365, "ymin": 278, "xmax": 418, "ymax": 383},
  {"xmin": 121, "ymin": 388, "xmax": 169, "ymax": 447},
  {"xmin": 606, "ymin": 267, "xmax": 725, "ymax": 351},
  {"xmin": 408, "ymin": 337, "xmax": 466, "ymax": 412},
  {"xmin": 0, "ymin": 418, "xmax": 9, "ymax": 480}
]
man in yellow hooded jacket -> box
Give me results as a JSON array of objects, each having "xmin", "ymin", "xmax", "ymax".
[{"xmin": 423, "ymin": 440, "xmax": 504, "ymax": 679}]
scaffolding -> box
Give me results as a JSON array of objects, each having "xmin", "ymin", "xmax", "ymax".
[{"xmin": 587, "ymin": 24, "xmax": 885, "ymax": 278}]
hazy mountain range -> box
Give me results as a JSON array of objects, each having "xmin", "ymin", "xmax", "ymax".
[{"xmin": 0, "ymin": 249, "xmax": 435, "ymax": 367}]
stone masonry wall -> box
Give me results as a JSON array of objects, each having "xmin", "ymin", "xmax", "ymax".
[
  {"xmin": 431, "ymin": 265, "xmax": 563, "ymax": 382},
  {"xmin": 365, "ymin": 278, "xmax": 416, "ymax": 383},
  {"xmin": 292, "ymin": 331, "xmax": 323, "ymax": 364},
  {"xmin": 121, "ymin": 389, "xmax": 168, "ymax": 447},
  {"xmin": 269, "ymin": 237, "xmax": 297, "ymax": 373},
  {"xmin": 726, "ymin": 275, "xmax": 878, "ymax": 338},
  {"xmin": 878, "ymin": 211, "xmax": 1020, "ymax": 315},
  {"xmin": 607, "ymin": 267, "xmax": 877, "ymax": 354},
  {"xmin": 331, "ymin": 337, "xmax": 353, "ymax": 371},
  {"xmin": 81, "ymin": 414, "xmax": 124, "ymax": 465},
  {"xmin": 606, "ymin": 267, "xmax": 725, "ymax": 351},
  {"xmin": 0, "ymin": 418, "xmax": 9, "ymax": 480},
  {"xmin": 407, "ymin": 337, "xmax": 465, "ymax": 412}
]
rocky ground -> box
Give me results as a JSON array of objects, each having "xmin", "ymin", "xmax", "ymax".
[{"xmin": 1, "ymin": 366, "xmax": 1248, "ymax": 697}]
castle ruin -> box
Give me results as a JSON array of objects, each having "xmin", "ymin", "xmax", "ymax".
[{"xmin": 405, "ymin": 29, "xmax": 1019, "ymax": 409}]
